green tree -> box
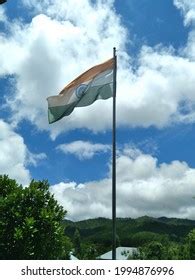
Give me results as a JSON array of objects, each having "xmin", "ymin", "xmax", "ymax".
[
  {"xmin": 82, "ymin": 243, "xmax": 98, "ymax": 260},
  {"xmin": 187, "ymin": 229, "xmax": 195, "ymax": 259},
  {"xmin": 73, "ymin": 229, "xmax": 82, "ymax": 258},
  {"xmin": 178, "ymin": 244, "xmax": 189, "ymax": 260},
  {"xmin": 140, "ymin": 241, "xmax": 165, "ymax": 260},
  {"xmin": 0, "ymin": 175, "xmax": 71, "ymax": 259},
  {"xmin": 166, "ymin": 242, "xmax": 180, "ymax": 259},
  {"xmin": 116, "ymin": 234, "xmax": 121, "ymax": 247}
]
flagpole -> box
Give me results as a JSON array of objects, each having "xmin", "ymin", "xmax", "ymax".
[{"xmin": 112, "ymin": 47, "xmax": 117, "ymax": 260}]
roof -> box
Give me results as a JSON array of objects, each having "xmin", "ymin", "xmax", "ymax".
[
  {"xmin": 70, "ymin": 254, "xmax": 79, "ymax": 260},
  {"xmin": 69, "ymin": 252, "xmax": 79, "ymax": 260},
  {"xmin": 98, "ymin": 247, "xmax": 138, "ymax": 260}
]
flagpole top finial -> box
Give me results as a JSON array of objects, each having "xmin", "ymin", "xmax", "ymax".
[{"xmin": 113, "ymin": 47, "xmax": 117, "ymax": 57}]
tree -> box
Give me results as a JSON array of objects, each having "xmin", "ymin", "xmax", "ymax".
[
  {"xmin": 0, "ymin": 175, "xmax": 71, "ymax": 259},
  {"xmin": 116, "ymin": 234, "xmax": 121, "ymax": 247},
  {"xmin": 187, "ymin": 229, "xmax": 195, "ymax": 259},
  {"xmin": 73, "ymin": 229, "xmax": 82, "ymax": 258},
  {"xmin": 139, "ymin": 241, "xmax": 165, "ymax": 260},
  {"xmin": 82, "ymin": 243, "xmax": 98, "ymax": 260}
]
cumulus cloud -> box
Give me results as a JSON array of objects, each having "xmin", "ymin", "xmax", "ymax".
[
  {"xmin": 123, "ymin": 46, "xmax": 195, "ymax": 127},
  {"xmin": 174, "ymin": 0, "xmax": 195, "ymax": 63},
  {"xmin": 0, "ymin": 0, "xmax": 195, "ymax": 137},
  {"xmin": 50, "ymin": 148, "xmax": 195, "ymax": 221},
  {"xmin": 0, "ymin": 119, "xmax": 46, "ymax": 185},
  {"xmin": 57, "ymin": 140, "xmax": 110, "ymax": 160},
  {"xmin": 0, "ymin": 120, "xmax": 29, "ymax": 185},
  {"xmin": 26, "ymin": 151, "xmax": 47, "ymax": 167},
  {"xmin": 174, "ymin": 0, "xmax": 195, "ymax": 25},
  {"xmin": 1, "ymin": 0, "xmax": 127, "ymax": 138},
  {"xmin": 0, "ymin": 5, "xmax": 7, "ymax": 23}
]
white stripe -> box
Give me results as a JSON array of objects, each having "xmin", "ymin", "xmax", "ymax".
[
  {"xmin": 90, "ymin": 69, "xmax": 113, "ymax": 87},
  {"xmin": 48, "ymin": 69, "xmax": 113, "ymax": 108}
]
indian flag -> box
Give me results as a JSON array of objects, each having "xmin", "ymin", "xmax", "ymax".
[{"xmin": 47, "ymin": 58, "xmax": 114, "ymax": 124}]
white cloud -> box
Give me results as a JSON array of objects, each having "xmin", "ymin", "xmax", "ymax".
[
  {"xmin": 50, "ymin": 148, "xmax": 195, "ymax": 221},
  {"xmin": 0, "ymin": 5, "xmax": 7, "ymax": 22},
  {"xmin": 26, "ymin": 151, "xmax": 47, "ymax": 166},
  {"xmin": 0, "ymin": 119, "xmax": 30, "ymax": 185},
  {"xmin": 57, "ymin": 140, "xmax": 110, "ymax": 160},
  {"xmin": 121, "ymin": 46, "xmax": 195, "ymax": 127},
  {"xmin": 0, "ymin": 119, "xmax": 46, "ymax": 185},
  {"xmin": 174, "ymin": 0, "xmax": 195, "ymax": 60},
  {"xmin": 1, "ymin": 0, "xmax": 127, "ymax": 138},
  {"xmin": 174, "ymin": 0, "xmax": 195, "ymax": 25},
  {"xmin": 0, "ymin": 0, "xmax": 195, "ymax": 137}
]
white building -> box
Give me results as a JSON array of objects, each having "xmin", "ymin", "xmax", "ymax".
[
  {"xmin": 98, "ymin": 247, "xmax": 138, "ymax": 260},
  {"xmin": 69, "ymin": 251, "xmax": 79, "ymax": 260}
]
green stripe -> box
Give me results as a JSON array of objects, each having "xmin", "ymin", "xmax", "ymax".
[
  {"xmin": 48, "ymin": 102, "xmax": 77, "ymax": 124},
  {"xmin": 48, "ymin": 83, "xmax": 113, "ymax": 124}
]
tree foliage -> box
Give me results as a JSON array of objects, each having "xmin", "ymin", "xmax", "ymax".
[
  {"xmin": 140, "ymin": 241, "xmax": 165, "ymax": 260},
  {"xmin": 64, "ymin": 217, "xmax": 195, "ymax": 260},
  {"xmin": 187, "ymin": 229, "xmax": 195, "ymax": 259},
  {"xmin": 132, "ymin": 237, "xmax": 195, "ymax": 260},
  {"xmin": 0, "ymin": 175, "xmax": 71, "ymax": 259},
  {"xmin": 73, "ymin": 229, "xmax": 82, "ymax": 258}
]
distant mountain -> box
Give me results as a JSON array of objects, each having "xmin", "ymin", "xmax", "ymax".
[{"xmin": 63, "ymin": 216, "xmax": 195, "ymax": 250}]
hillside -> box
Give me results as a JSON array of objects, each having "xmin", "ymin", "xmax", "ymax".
[{"xmin": 63, "ymin": 216, "xmax": 195, "ymax": 251}]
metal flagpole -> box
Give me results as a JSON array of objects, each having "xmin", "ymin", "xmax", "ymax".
[{"xmin": 112, "ymin": 47, "xmax": 117, "ymax": 260}]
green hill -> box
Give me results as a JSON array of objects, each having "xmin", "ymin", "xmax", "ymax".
[{"xmin": 63, "ymin": 216, "xmax": 195, "ymax": 251}]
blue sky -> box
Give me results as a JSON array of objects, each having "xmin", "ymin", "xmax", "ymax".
[{"xmin": 1, "ymin": 0, "xmax": 195, "ymax": 221}]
